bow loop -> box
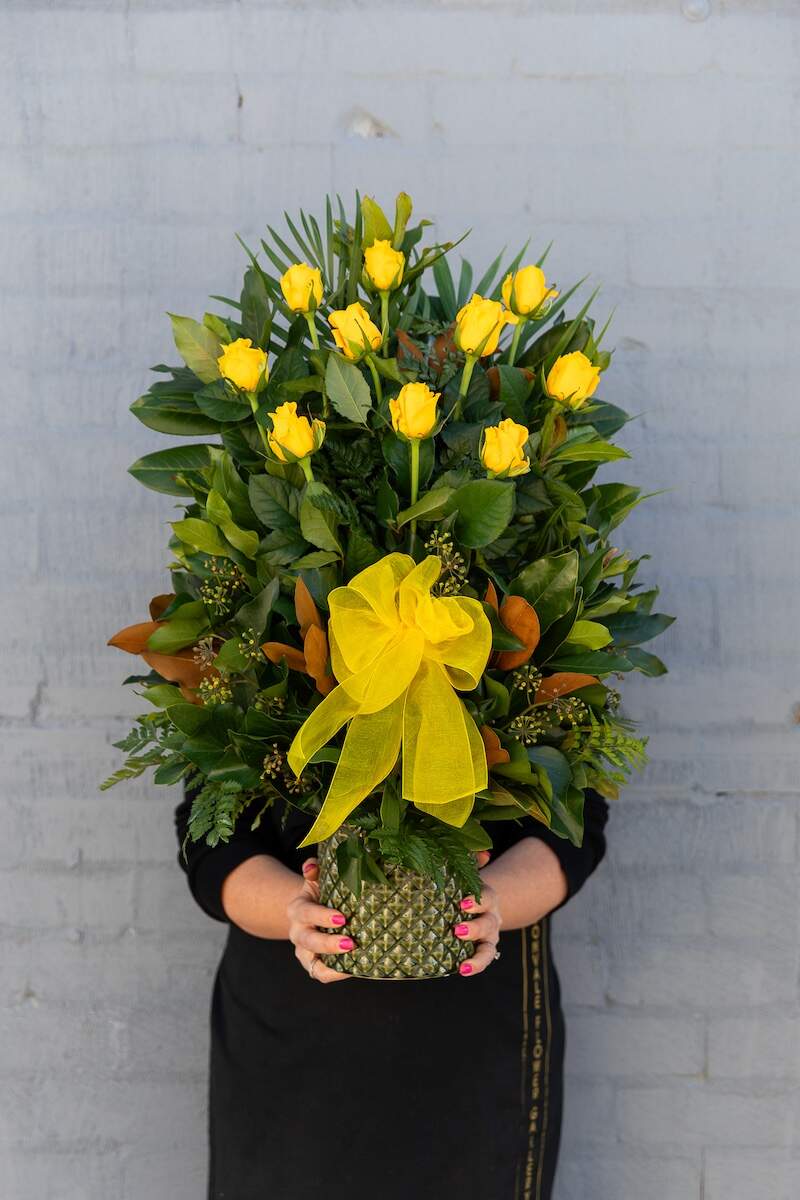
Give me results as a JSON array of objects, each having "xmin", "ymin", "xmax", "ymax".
[{"xmin": 289, "ymin": 553, "xmax": 492, "ymax": 847}]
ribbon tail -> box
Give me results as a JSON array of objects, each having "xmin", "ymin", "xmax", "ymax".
[
  {"xmin": 402, "ymin": 661, "xmax": 486, "ymax": 807},
  {"xmin": 287, "ymin": 685, "xmax": 358, "ymax": 779},
  {"xmin": 414, "ymin": 707, "xmax": 487, "ymax": 827},
  {"xmin": 298, "ymin": 695, "xmax": 404, "ymax": 848},
  {"xmin": 415, "ymin": 794, "xmax": 474, "ymax": 827}
]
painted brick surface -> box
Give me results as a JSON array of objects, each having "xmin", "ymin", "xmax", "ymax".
[{"xmin": 1, "ymin": 2, "xmax": 798, "ymax": 1197}]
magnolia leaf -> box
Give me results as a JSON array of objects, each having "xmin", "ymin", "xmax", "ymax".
[
  {"xmin": 249, "ymin": 474, "xmax": 301, "ymax": 531},
  {"xmin": 168, "ymin": 314, "xmax": 222, "ymax": 384},
  {"xmin": 535, "ymin": 672, "xmax": 599, "ymax": 704},
  {"xmin": 325, "ymin": 355, "xmax": 372, "ymax": 425},
  {"xmin": 128, "ymin": 443, "xmax": 215, "ymax": 496},
  {"xmin": 510, "ymin": 550, "xmax": 579, "ymax": 633},
  {"xmin": 495, "ymin": 596, "xmax": 541, "ymax": 670}
]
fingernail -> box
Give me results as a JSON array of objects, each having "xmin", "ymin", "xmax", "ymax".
[
  {"xmin": 455, "ymin": 923, "xmax": 471, "ymax": 937},
  {"xmin": 338, "ymin": 937, "xmax": 355, "ymax": 951},
  {"xmin": 459, "ymin": 962, "xmax": 473, "ymax": 976},
  {"xmin": 460, "ymin": 898, "xmax": 474, "ymax": 910},
  {"xmin": 330, "ymin": 913, "xmax": 346, "ymax": 927},
  {"xmin": 301, "ymin": 862, "xmax": 315, "ymax": 874}
]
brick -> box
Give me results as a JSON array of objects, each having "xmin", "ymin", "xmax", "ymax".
[
  {"xmin": 558, "ymin": 1150, "xmax": 701, "ymax": 1200},
  {"xmin": 566, "ymin": 1012, "xmax": 705, "ymax": 1078},
  {"xmin": 708, "ymin": 1016, "xmax": 800, "ymax": 1081},
  {"xmin": 707, "ymin": 872, "xmax": 799, "ymax": 944},
  {"xmin": 617, "ymin": 1082, "xmax": 796, "ymax": 1148},
  {"xmin": 704, "ymin": 1150, "xmax": 800, "ymax": 1200}
]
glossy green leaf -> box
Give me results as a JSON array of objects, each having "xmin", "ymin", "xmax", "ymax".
[
  {"xmin": 168, "ymin": 314, "xmax": 222, "ymax": 383},
  {"xmin": 395, "ymin": 487, "xmax": 454, "ymax": 529},
  {"xmin": 171, "ymin": 518, "xmax": 231, "ymax": 558},
  {"xmin": 325, "ymin": 354, "xmax": 372, "ymax": 425},
  {"xmin": 128, "ymin": 444, "xmax": 215, "ymax": 496},
  {"xmin": 509, "ymin": 550, "xmax": 579, "ymax": 632},
  {"xmin": 129, "ymin": 391, "xmax": 220, "ymax": 436},
  {"xmin": 446, "ymin": 479, "xmax": 515, "ymax": 549}
]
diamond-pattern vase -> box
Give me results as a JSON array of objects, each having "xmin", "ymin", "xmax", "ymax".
[{"xmin": 317, "ymin": 830, "xmax": 474, "ymax": 980}]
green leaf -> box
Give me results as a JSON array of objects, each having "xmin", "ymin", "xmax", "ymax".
[
  {"xmin": 240, "ymin": 266, "xmax": 271, "ymax": 346},
  {"xmin": 259, "ymin": 527, "xmax": 309, "ymax": 566},
  {"xmin": 549, "ymin": 785, "xmax": 585, "ymax": 846},
  {"xmin": 234, "ymin": 578, "xmax": 280, "ymax": 637},
  {"xmin": 166, "ymin": 703, "xmax": 212, "ymax": 736},
  {"xmin": 129, "ymin": 391, "xmax": 220, "ymax": 436},
  {"xmin": 526, "ymin": 746, "xmax": 572, "ymax": 799},
  {"xmin": 550, "ymin": 431, "xmax": 629, "ymax": 465},
  {"xmin": 207, "ymin": 749, "xmax": 261, "ymax": 787},
  {"xmin": 361, "ymin": 195, "xmax": 393, "ymax": 247},
  {"xmin": 603, "ymin": 612, "xmax": 675, "ymax": 647},
  {"xmin": 300, "ymin": 496, "xmax": 341, "ymax": 553},
  {"xmin": 496, "ymin": 366, "xmax": 532, "ymax": 425},
  {"xmin": 563, "ymin": 620, "xmax": 612, "ymax": 650},
  {"xmin": 214, "ymin": 636, "xmax": 251, "ymax": 672},
  {"xmin": 325, "ymin": 354, "xmax": 372, "ymax": 425},
  {"xmin": 344, "ymin": 529, "xmax": 382, "ymax": 577},
  {"xmin": 206, "ymin": 489, "xmax": 260, "ymax": 558},
  {"xmin": 625, "ymin": 647, "xmax": 668, "ymax": 677},
  {"xmin": 168, "ymin": 314, "xmax": 222, "ymax": 384},
  {"xmin": 293, "ymin": 550, "xmax": 340, "ymax": 569},
  {"xmin": 483, "ymin": 674, "xmax": 510, "ymax": 718},
  {"xmin": 446, "ymin": 479, "xmax": 515, "ymax": 549},
  {"xmin": 146, "ymin": 618, "xmax": 209, "ymax": 654},
  {"xmin": 510, "ymin": 550, "xmax": 579, "ymax": 633},
  {"xmin": 195, "ymin": 380, "xmax": 252, "ymax": 423},
  {"xmin": 171, "ymin": 518, "xmax": 231, "ymax": 558},
  {"xmin": 549, "ymin": 648, "xmax": 633, "ymax": 673},
  {"xmin": 395, "ymin": 487, "xmax": 454, "ymax": 529},
  {"xmin": 128, "ymin": 444, "xmax": 215, "ymax": 496},
  {"xmin": 248, "ymin": 474, "xmax": 301, "ymax": 530},
  {"xmin": 393, "ymin": 191, "xmax": 413, "ymax": 250}
]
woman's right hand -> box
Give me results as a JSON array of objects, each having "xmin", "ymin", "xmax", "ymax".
[{"xmin": 286, "ymin": 858, "xmax": 354, "ymax": 984}]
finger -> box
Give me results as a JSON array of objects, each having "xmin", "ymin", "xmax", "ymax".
[
  {"xmin": 296, "ymin": 949, "xmax": 352, "ymax": 984},
  {"xmin": 474, "ymin": 850, "xmax": 491, "ymax": 869},
  {"xmin": 292, "ymin": 926, "xmax": 357, "ymax": 956},
  {"xmin": 301, "ymin": 858, "xmax": 319, "ymax": 881},
  {"xmin": 289, "ymin": 894, "xmax": 348, "ymax": 930},
  {"xmin": 458, "ymin": 884, "xmax": 497, "ymax": 916},
  {"xmin": 453, "ymin": 913, "xmax": 498, "ymax": 944},
  {"xmin": 458, "ymin": 938, "xmax": 499, "ymax": 978}
]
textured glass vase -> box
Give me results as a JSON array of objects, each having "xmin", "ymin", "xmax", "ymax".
[{"xmin": 317, "ymin": 830, "xmax": 474, "ymax": 980}]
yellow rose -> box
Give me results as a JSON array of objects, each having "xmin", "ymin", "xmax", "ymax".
[
  {"xmin": 328, "ymin": 302, "xmax": 382, "ymax": 361},
  {"xmin": 546, "ymin": 351, "xmax": 601, "ymax": 408},
  {"xmin": 501, "ymin": 266, "xmax": 558, "ymax": 320},
  {"xmin": 217, "ymin": 338, "xmax": 268, "ymax": 392},
  {"xmin": 268, "ymin": 402, "xmax": 325, "ymax": 463},
  {"xmin": 389, "ymin": 382, "xmax": 440, "ymax": 440},
  {"xmin": 280, "ymin": 262, "xmax": 323, "ymax": 313},
  {"xmin": 454, "ymin": 294, "xmax": 510, "ymax": 357},
  {"xmin": 481, "ymin": 419, "xmax": 531, "ymax": 478},
  {"xmin": 364, "ymin": 239, "xmax": 405, "ymax": 292}
]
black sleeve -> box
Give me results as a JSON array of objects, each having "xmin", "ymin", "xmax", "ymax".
[
  {"xmin": 175, "ymin": 782, "xmax": 279, "ymax": 923},
  {"xmin": 489, "ymin": 787, "xmax": 609, "ymax": 910}
]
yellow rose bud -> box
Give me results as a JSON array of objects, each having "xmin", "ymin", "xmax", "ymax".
[
  {"xmin": 545, "ymin": 351, "xmax": 601, "ymax": 408},
  {"xmin": 217, "ymin": 338, "xmax": 268, "ymax": 392},
  {"xmin": 328, "ymin": 302, "xmax": 382, "ymax": 361},
  {"xmin": 389, "ymin": 382, "xmax": 440, "ymax": 440},
  {"xmin": 501, "ymin": 266, "xmax": 558, "ymax": 320},
  {"xmin": 481, "ymin": 419, "xmax": 531, "ymax": 478},
  {"xmin": 280, "ymin": 262, "xmax": 323, "ymax": 314},
  {"xmin": 268, "ymin": 402, "xmax": 325, "ymax": 463},
  {"xmin": 454, "ymin": 294, "xmax": 511, "ymax": 357},
  {"xmin": 363, "ymin": 239, "xmax": 405, "ymax": 292}
]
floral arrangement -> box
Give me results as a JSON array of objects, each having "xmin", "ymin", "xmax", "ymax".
[{"xmin": 104, "ymin": 191, "xmax": 671, "ymax": 898}]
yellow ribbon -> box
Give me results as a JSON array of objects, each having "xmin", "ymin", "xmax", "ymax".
[{"xmin": 288, "ymin": 553, "xmax": 492, "ymax": 847}]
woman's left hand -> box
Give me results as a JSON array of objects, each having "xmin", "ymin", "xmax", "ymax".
[{"xmin": 454, "ymin": 854, "xmax": 503, "ymax": 977}]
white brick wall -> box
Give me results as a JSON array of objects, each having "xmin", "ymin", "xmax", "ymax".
[{"xmin": 1, "ymin": 2, "xmax": 798, "ymax": 1197}]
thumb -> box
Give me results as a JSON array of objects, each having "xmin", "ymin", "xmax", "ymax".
[
  {"xmin": 474, "ymin": 850, "xmax": 491, "ymax": 870},
  {"xmin": 301, "ymin": 857, "xmax": 320, "ymax": 882}
]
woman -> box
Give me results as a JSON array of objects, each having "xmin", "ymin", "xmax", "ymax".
[{"xmin": 176, "ymin": 785, "xmax": 608, "ymax": 1200}]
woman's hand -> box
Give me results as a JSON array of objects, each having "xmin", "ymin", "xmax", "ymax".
[
  {"xmin": 286, "ymin": 858, "xmax": 354, "ymax": 984},
  {"xmin": 453, "ymin": 850, "xmax": 502, "ymax": 978}
]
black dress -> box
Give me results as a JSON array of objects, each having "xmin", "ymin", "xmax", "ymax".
[{"xmin": 175, "ymin": 790, "xmax": 608, "ymax": 1200}]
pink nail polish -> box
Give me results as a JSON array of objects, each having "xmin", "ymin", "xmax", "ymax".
[
  {"xmin": 338, "ymin": 937, "xmax": 355, "ymax": 951},
  {"xmin": 330, "ymin": 914, "xmax": 346, "ymax": 927},
  {"xmin": 455, "ymin": 923, "xmax": 470, "ymax": 937},
  {"xmin": 459, "ymin": 962, "xmax": 473, "ymax": 976},
  {"xmin": 302, "ymin": 862, "xmax": 314, "ymax": 874},
  {"xmin": 460, "ymin": 897, "xmax": 474, "ymax": 910}
]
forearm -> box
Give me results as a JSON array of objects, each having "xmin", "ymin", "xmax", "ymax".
[
  {"xmin": 482, "ymin": 837, "xmax": 568, "ymax": 931},
  {"xmin": 221, "ymin": 853, "xmax": 302, "ymax": 939}
]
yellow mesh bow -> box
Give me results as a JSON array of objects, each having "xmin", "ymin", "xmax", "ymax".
[{"xmin": 288, "ymin": 553, "xmax": 492, "ymax": 847}]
